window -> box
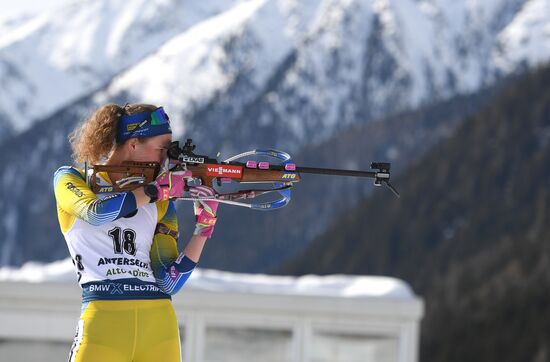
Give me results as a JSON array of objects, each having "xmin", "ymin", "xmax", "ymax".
[
  {"xmin": 310, "ymin": 331, "xmax": 398, "ymax": 362},
  {"xmin": 204, "ymin": 326, "xmax": 293, "ymax": 362},
  {"xmin": 0, "ymin": 339, "xmax": 71, "ymax": 362}
]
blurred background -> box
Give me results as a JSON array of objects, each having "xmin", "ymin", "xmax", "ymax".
[{"xmin": 0, "ymin": 0, "xmax": 549, "ymax": 361}]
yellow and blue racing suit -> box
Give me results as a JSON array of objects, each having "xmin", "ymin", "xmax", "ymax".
[{"xmin": 53, "ymin": 166, "xmax": 195, "ymax": 362}]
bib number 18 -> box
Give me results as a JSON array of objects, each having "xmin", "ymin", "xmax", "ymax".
[{"xmin": 108, "ymin": 227, "xmax": 137, "ymax": 256}]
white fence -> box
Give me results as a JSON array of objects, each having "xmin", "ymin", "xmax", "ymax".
[{"xmin": 0, "ymin": 272, "xmax": 423, "ymax": 362}]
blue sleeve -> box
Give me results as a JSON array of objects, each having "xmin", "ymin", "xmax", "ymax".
[{"xmin": 155, "ymin": 254, "xmax": 197, "ymax": 295}]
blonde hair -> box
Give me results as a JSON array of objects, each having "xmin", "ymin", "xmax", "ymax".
[{"xmin": 69, "ymin": 103, "xmax": 157, "ymax": 164}]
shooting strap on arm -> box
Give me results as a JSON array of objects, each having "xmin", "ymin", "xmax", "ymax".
[{"xmin": 155, "ymin": 223, "xmax": 179, "ymax": 239}]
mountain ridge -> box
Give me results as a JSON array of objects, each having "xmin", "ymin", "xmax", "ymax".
[{"xmin": 2, "ymin": 0, "xmax": 550, "ymax": 269}]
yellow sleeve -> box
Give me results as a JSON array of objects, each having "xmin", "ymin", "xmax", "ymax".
[
  {"xmin": 53, "ymin": 166, "xmax": 137, "ymax": 232},
  {"xmin": 150, "ymin": 200, "xmax": 180, "ymax": 274}
]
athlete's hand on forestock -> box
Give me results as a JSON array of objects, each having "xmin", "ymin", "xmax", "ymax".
[
  {"xmin": 190, "ymin": 186, "xmax": 219, "ymax": 238},
  {"xmin": 150, "ymin": 170, "xmax": 192, "ymax": 202}
]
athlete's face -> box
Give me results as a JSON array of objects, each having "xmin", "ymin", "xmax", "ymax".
[{"xmin": 130, "ymin": 134, "xmax": 172, "ymax": 164}]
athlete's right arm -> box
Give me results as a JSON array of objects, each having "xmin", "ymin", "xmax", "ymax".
[{"xmin": 53, "ymin": 166, "xmax": 138, "ymax": 226}]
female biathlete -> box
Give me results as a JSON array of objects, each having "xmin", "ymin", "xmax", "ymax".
[{"xmin": 53, "ymin": 104, "xmax": 218, "ymax": 362}]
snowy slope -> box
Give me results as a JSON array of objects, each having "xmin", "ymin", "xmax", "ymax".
[
  {"xmin": 0, "ymin": 0, "xmax": 235, "ymax": 134},
  {"xmin": 4, "ymin": 0, "xmax": 549, "ymax": 145},
  {"xmin": 96, "ymin": 0, "xmax": 322, "ymax": 139},
  {"xmin": 493, "ymin": 0, "xmax": 550, "ymax": 71},
  {"xmin": 255, "ymin": 0, "xmax": 526, "ymax": 143},
  {"xmin": 91, "ymin": 0, "xmax": 548, "ymax": 153}
]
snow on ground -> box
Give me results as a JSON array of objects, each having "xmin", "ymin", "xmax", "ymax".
[{"xmin": 0, "ymin": 257, "xmax": 415, "ymax": 300}]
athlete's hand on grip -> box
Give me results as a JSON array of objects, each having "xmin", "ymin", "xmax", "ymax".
[
  {"xmin": 147, "ymin": 170, "xmax": 192, "ymax": 202},
  {"xmin": 190, "ymin": 186, "xmax": 219, "ymax": 238}
]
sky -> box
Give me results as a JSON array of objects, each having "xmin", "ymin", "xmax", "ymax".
[{"xmin": 0, "ymin": 0, "xmax": 76, "ymax": 20}]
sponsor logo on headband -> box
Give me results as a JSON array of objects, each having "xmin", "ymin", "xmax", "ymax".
[{"xmin": 126, "ymin": 123, "xmax": 141, "ymax": 131}]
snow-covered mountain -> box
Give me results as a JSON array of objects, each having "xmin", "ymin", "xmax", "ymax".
[
  {"xmin": 0, "ymin": 0, "xmax": 235, "ymax": 136},
  {"xmin": 493, "ymin": 0, "xmax": 550, "ymax": 70},
  {"xmin": 2, "ymin": 0, "xmax": 549, "ymax": 147},
  {"xmin": 89, "ymin": 0, "xmax": 549, "ymax": 155},
  {"xmin": 96, "ymin": 0, "xmax": 319, "ymax": 141},
  {"xmin": 1, "ymin": 0, "xmax": 550, "ymax": 268}
]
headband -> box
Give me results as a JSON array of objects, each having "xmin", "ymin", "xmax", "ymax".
[{"xmin": 116, "ymin": 107, "xmax": 172, "ymax": 144}]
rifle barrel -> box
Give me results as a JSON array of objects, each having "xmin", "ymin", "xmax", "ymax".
[
  {"xmin": 295, "ymin": 166, "xmax": 377, "ymax": 178},
  {"xmin": 231, "ymin": 162, "xmax": 380, "ymax": 179}
]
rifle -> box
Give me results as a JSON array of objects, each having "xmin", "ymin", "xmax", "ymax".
[
  {"xmin": 166, "ymin": 139, "xmax": 399, "ymax": 210},
  {"xmin": 90, "ymin": 139, "xmax": 399, "ymax": 210}
]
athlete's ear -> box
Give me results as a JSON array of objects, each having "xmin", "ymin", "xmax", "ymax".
[{"xmin": 128, "ymin": 138, "xmax": 138, "ymax": 151}]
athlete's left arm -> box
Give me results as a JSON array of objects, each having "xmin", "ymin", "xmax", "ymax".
[{"xmin": 150, "ymin": 201, "xmax": 197, "ymax": 295}]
